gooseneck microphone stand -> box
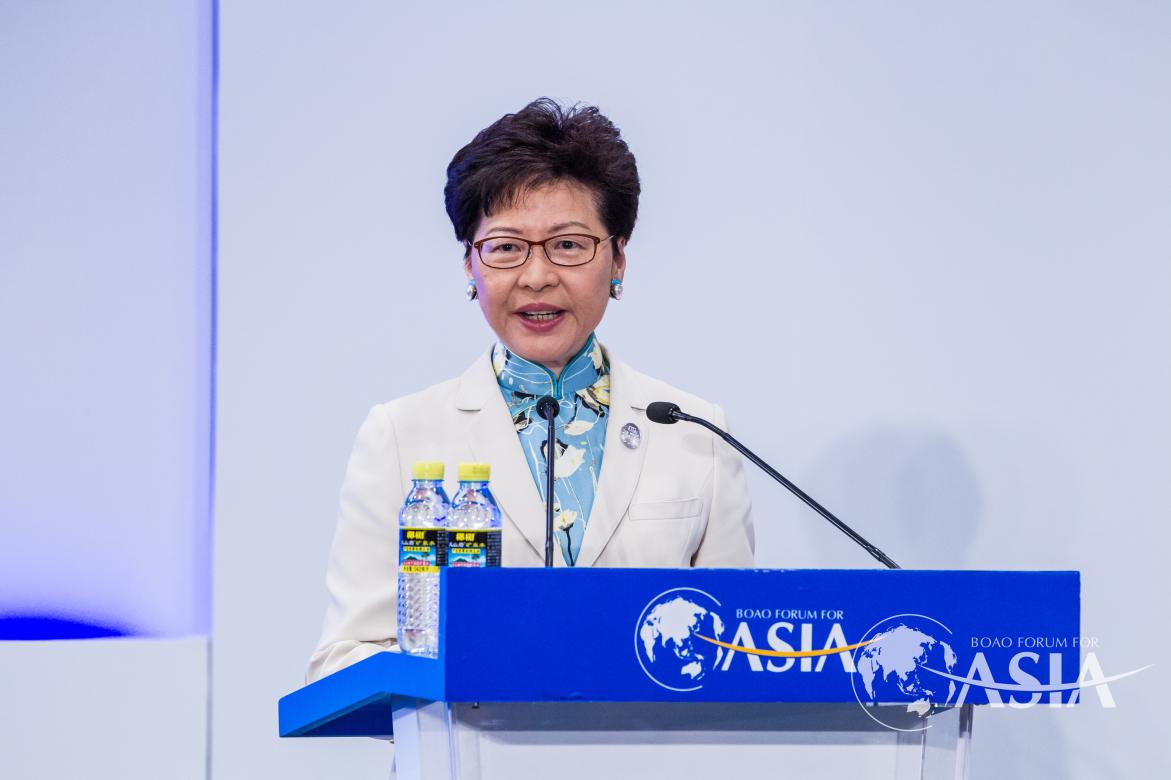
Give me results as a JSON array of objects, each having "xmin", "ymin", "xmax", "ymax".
[
  {"xmin": 535, "ymin": 396, "xmax": 561, "ymax": 568},
  {"xmin": 646, "ymin": 401, "xmax": 900, "ymax": 570}
]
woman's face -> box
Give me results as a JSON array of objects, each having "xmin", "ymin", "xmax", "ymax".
[{"xmin": 465, "ymin": 179, "xmax": 626, "ymax": 376}]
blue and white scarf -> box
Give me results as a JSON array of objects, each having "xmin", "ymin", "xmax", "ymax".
[{"xmin": 492, "ymin": 334, "xmax": 609, "ymax": 566}]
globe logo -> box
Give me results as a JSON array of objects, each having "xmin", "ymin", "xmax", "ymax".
[
  {"xmin": 850, "ymin": 613, "xmax": 960, "ymax": 732},
  {"xmin": 634, "ymin": 588, "xmax": 726, "ymax": 691}
]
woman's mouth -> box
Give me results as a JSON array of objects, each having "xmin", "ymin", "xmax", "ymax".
[
  {"xmin": 519, "ymin": 310, "xmax": 563, "ymax": 321},
  {"xmin": 516, "ymin": 309, "xmax": 566, "ymax": 331}
]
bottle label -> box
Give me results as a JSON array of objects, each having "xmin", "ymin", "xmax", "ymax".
[
  {"xmin": 448, "ymin": 529, "xmax": 501, "ymax": 568},
  {"xmin": 399, "ymin": 527, "xmax": 447, "ymax": 573}
]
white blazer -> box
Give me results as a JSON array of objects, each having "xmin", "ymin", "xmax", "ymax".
[{"xmin": 307, "ymin": 347, "xmax": 755, "ymax": 682}]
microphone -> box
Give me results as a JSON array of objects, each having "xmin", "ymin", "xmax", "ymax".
[
  {"xmin": 645, "ymin": 401, "xmax": 900, "ymax": 570},
  {"xmin": 535, "ymin": 396, "xmax": 560, "ymax": 568}
]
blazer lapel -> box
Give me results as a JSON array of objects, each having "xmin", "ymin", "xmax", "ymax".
[
  {"xmin": 455, "ymin": 351, "xmax": 554, "ymax": 565},
  {"xmin": 577, "ymin": 354, "xmax": 648, "ymax": 568}
]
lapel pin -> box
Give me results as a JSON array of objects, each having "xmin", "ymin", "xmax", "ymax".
[{"xmin": 620, "ymin": 422, "xmax": 641, "ymax": 450}]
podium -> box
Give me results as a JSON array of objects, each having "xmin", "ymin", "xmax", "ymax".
[{"xmin": 281, "ymin": 568, "xmax": 1079, "ymax": 779}]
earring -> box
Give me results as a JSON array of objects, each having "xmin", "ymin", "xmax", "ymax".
[
  {"xmin": 466, "ymin": 280, "xmax": 478, "ymax": 301},
  {"xmin": 609, "ymin": 277, "xmax": 623, "ymax": 300}
]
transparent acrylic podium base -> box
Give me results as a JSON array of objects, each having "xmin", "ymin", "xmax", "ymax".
[{"xmin": 390, "ymin": 699, "xmax": 973, "ymax": 780}]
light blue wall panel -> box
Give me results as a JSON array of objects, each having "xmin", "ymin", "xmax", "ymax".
[{"xmin": 0, "ymin": 0, "xmax": 213, "ymax": 638}]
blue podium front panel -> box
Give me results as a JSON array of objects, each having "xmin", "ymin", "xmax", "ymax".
[
  {"xmin": 280, "ymin": 568, "xmax": 1079, "ymax": 737},
  {"xmin": 441, "ymin": 568, "xmax": 1079, "ymax": 704}
]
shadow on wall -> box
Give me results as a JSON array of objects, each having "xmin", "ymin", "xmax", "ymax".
[
  {"xmin": 0, "ymin": 615, "xmax": 130, "ymax": 640},
  {"xmin": 805, "ymin": 426, "xmax": 983, "ymax": 569},
  {"xmin": 806, "ymin": 427, "xmax": 1076, "ymax": 779}
]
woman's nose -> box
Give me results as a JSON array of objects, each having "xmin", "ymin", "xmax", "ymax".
[{"xmin": 517, "ymin": 245, "xmax": 560, "ymax": 289}]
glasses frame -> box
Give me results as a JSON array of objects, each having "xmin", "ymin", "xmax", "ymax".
[{"xmin": 468, "ymin": 232, "xmax": 617, "ymax": 269}]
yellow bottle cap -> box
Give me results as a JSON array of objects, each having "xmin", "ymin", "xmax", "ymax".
[
  {"xmin": 411, "ymin": 461, "xmax": 445, "ymax": 480},
  {"xmin": 457, "ymin": 462, "xmax": 491, "ymax": 482}
]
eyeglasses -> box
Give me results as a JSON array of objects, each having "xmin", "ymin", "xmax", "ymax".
[{"xmin": 468, "ymin": 233, "xmax": 616, "ymax": 269}]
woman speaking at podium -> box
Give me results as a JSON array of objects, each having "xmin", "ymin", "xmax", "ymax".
[{"xmin": 308, "ymin": 99, "xmax": 755, "ymax": 682}]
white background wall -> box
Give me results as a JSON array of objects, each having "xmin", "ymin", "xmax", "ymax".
[{"xmin": 210, "ymin": 1, "xmax": 1167, "ymax": 778}]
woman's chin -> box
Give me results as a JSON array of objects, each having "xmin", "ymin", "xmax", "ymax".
[{"xmin": 505, "ymin": 331, "xmax": 580, "ymax": 371}]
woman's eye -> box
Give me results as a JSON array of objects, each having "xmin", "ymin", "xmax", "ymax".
[{"xmin": 558, "ymin": 240, "xmax": 582, "ymax": 250}]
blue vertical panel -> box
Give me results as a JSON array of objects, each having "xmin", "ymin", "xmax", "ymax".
[{"xmin": 0, "ymin": 0, "xmax": 213, "ymax": 638}]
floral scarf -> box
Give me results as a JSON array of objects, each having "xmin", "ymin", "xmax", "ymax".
[{"xmin": 491, "ymin": 334, "xmax": 609, "ymax": 566}]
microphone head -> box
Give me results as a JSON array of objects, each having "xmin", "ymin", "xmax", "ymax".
[
  {"xmin": 646, "ymin": 401, "xmax": 681, "ymax": 424},
  {"xmin": 536, "ymin": 396, "xmax": 560, "ymax": 420}
]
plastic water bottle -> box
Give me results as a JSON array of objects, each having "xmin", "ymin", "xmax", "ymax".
[
  {"xmin": 447, "ymin": 462, "xmax": 502, "ymax": 568},
  {"xmin": 396, "ymin": 461, "xmax": 450, "ymax": 657}
]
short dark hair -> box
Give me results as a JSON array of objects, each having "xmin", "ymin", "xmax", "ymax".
[{"xmin": 445, "ymin": 98, "xmax": 641, "ymax": 255}]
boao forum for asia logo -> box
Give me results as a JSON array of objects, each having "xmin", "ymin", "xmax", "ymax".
[{"xmin": 633, "ymin": 587, "xmax": 1152, "ymax": 732}]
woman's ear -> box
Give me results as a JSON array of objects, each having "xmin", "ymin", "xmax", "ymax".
[
  {"xmin": 612, "ymin": 237, "xmax": 627, "ymax": 279},
  {"xmin": 463, "ymin": 252, "xmax": 474, "ymax": 281}
]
